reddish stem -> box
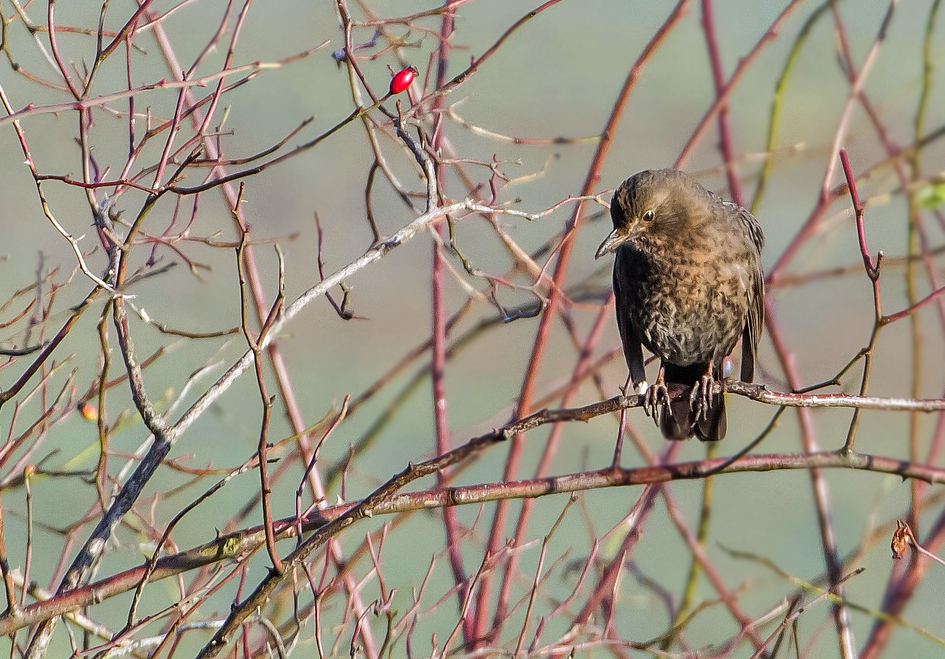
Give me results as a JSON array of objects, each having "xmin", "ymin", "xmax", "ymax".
[
  {"xmin": 700, "ymin": 0, "xmax": 743, "ymax": 205},
  {"xmin": 473, "ymin": 0, "xmax": 690, "ymax": 643}
]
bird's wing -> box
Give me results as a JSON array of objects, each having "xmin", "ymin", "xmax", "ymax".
[
  {"xmin": 613, "ymin": 255, "xmax": 646, "ymax": 385},
  {"xmin": 741, "ymin": 272, "xmax": 764, "ymax": 382},
  {"xmin": 737, "ymin": 204, "xmax": 765, "ymax": 254},
  {"xmin": 734, "ymin": 206, "xmax": 765, "ymax": 383},
  {"xmin": 718, "ymin": 200, "xmax": 765, "ymax": 252}
]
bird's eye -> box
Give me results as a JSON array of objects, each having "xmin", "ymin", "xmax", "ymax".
[{"xmin": 642, "ymin": 210, "xmax": 655, "ymax": 222}]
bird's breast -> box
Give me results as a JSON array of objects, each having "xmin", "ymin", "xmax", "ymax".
[{"xmin": 615, "ymin": 238, "xmax": 755, "ymax": 366}]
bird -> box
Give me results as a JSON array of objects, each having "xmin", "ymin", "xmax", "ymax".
[{"xmin": 595, "ymin": 169, "xmax": 764, "ymax": 440}]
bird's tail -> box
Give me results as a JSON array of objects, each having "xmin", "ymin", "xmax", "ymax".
[
  {"xmin": 658, "ymin": 395, "xmax": 694, "ymax": 440},
  {"xmin": 659, "ymin": 362, "xmax": 726, "ymax": 441},
  {"xmin": 695, "ymin": 391, "xmax": 725, "ymax": 441}
]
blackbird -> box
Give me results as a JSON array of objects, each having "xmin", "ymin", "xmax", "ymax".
[{"xmin": 595, "ymin": 169, "xmax": 764, "ymax": 440}]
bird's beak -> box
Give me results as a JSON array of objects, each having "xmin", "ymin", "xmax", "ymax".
[{"xmin": 595, "ymin": 228, "xmax": 626, "ymax": 259}]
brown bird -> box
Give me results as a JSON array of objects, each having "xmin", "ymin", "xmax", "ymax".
[{"xmin": 595, "ymin": 169, "xmax": 764, "ymax": 440}]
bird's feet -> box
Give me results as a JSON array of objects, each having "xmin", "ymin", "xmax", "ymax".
[
  {"xmin": 643, "ymin": 378, "xmax": 669, "ymax": 419},
  {"xmin": 689, "ymin": 370, "xmax": 716, "ymax": 422}
]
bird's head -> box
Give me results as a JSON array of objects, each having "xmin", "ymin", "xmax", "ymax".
[{"xmin": 595, "ymin": 169, "xmax": 708, "ymax": 259}]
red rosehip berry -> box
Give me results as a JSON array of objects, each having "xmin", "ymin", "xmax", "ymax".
[
  {"xmin": 389, "ymin": 66, "xmax": 418, "ymax": 95},
  {"xmin": 78, "ymin": 401, "xmax": 98, "ymax": 422}
]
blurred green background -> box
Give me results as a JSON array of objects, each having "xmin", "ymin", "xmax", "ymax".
[{"xmin": 1, "ymin": 0, "xmax": 944, "ymax": 656}]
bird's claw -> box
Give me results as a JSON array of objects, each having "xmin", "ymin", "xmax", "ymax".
[
  {"xmin": 689, "ymin": 373, "xmax": 715, "ymax": 421},
  {"xmin": 643, "ymin": 380, "xmax": 668, "ymax": 419}
]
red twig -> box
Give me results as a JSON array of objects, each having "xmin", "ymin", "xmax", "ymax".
[
  {"xmin": 699, "ymin": 0, "xmax": 743, "ymax": 205},
  {"xmin": 429, "ymin": 0, "xmax": 471, "ymax": 644},
  {"xmin": 473, "ymin": 0, "xmax": 690, "ymax": 644},
  {"xmin": 840, "ymin": 149, "xmax": 880, "ymax": 280}
]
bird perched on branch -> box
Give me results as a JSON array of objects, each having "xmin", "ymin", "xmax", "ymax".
[{"xmin": 595, "ymin": 169, "xmax": 764, "ymax": 440}]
